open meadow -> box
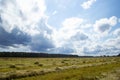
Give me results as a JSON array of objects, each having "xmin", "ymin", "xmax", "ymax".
[{"xmin": 0, "ymin": 57, "xmax": 120, "ymax": 80}]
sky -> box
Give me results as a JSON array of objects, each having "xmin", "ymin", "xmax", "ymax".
[{"xmin": 0, "ymin": 0, "xmax": 120, "ymax": 56}]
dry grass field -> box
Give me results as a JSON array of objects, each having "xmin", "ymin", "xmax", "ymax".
[{"xmin": 0, "ymin": 57, "xmax": 120, "ymax": 80}]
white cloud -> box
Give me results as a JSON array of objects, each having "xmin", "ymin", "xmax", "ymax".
[
  {"xmin": 53, "ymin": 17, "xmax": 84, "ymax": 47},
  {"xmin": 52, "ymin": 16, "xmax": 119, "ymax": 56},
  {"xmin": 83, "ymin": 38, "xmax": 120, "ymax": 56},
  {"xmin": 54, "ymin": 16, "xmax": 119, "ymax": 56},
  {"xmin": 52, "ymin": 16, "xmax": 116, "ymax": 55},
  {"xmin": 102, "ymin": 38, "xmax": 120, "ymax": 54},
  {"xmin": 84, "ymin": 28, "xmax": 120, "ymax": 56},
  {"xmin": 52, "ymin": 10, "xmax": 57, "ymax": 15},
  {"xmin": 52, "ymin": 17, "xmax": 92, "ymax": 55},
  {"xmin": 59, "ymin": 17, "xmax": 84, "ymax": 40},
  {"xmin": 104, "ymin": 38, "xmax": 117, "ymax": 47},
  {"xmin": 81, "ymin": 0, "xmax": 96, "ymax": 9},
  {"xmin": 16, "ymin": 0, "xmax": 46, "ymax": 21},
  {"xmin": 0, "ymin": 0, "xmax": 119, "ymax": 56},
  {"xmin": 62, "ymin": 17, "xmax": 83, "ymax": 29},
  {"xmin": 0, "ymin": 0, "xmax": 56, "ymax": 52},
  {"xmin": 0, "ymin": 0, "xmax": 47, "ymax": 36},
  {"xmin": 93, "ymin": 16, "xmax": 117, "ymax": 33},
  {"xmin": 112, "ymin": 28, "xmax": 120, "ymax": 37},
  {"xmin": 71, "ymin": 31, "xmax": 88, "ymax": 41}
]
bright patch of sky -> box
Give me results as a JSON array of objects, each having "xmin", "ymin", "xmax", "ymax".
[{"xmin": 0, "ymin": 0, "xmax": 120, "ymax": 56}]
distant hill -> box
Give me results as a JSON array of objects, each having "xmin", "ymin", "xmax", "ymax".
[{"xmin": 0, "ymin": 52, "xmax": 79, "ymax": 58}]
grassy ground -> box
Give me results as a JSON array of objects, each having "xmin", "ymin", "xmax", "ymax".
[
  {"xmin": 16, "ymin": 62, "xmax": 120, "ymax": 80},
  {"xmin": 0, "ymin": 57, "xmax": 119, "ymax": 80}
]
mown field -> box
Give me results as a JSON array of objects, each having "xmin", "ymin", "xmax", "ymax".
[{"xmin": 0, "ymin": 57, "xmax": 120, "ymax": 80}]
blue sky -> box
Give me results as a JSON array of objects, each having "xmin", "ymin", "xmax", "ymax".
[{"xmin": 0, "ymin": 0, "xmax": 120, "ymax": 56}]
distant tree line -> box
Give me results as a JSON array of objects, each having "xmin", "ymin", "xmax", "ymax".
[
  {"xmin": 0, "ymin": 52, "xmax": 79, "ymax": 58},
  {"xmin": 118, "ymin": 53, "xmax": 120, "ymax": 56},
  {"xmin": 0, "ymin": 52, "xmax": 119, "ymax": 58}
]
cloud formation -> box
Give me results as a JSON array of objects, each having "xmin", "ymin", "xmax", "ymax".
[
  {"xmin": 81, "ymin": 0, "xmax": 96, "ymax": 9},
  {"xmin": 94, "ymin": 16, "xmax": 117, "ymax": 33},
  {"xmin": 71, "ymin": 32, "xmax": 88, "ymax": 41},
  {"xmin": 0, "ymin": 27, "xmax": 31, "ymax": 48},
  {"xmin": 52, "ymin": 16, "xmax": 120, "ymax": 55},
  {"xmin": 0, "ymin": 0, "xmax": 46, "ymax": 35},
  {"xmin": 0, "ymin": 0, "xmax": 120, "ymax": 56},
  {"xmin": 113, "ymin": 28, "xmax": 120, "ymax": 37},
  {"xmin": 0, "ymin": 0, "xmax": 55, "ymax": 52}
]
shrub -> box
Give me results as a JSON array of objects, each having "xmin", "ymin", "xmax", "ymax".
[
  {"xmin": 34, "ymin": 62, "xmax": 43, "ymax": 67},
  {"xmin": 9, "ymin": 65, "xmax": 16, "ymax": 68},
  {"xmin": 38, "ymin": 64, "xmax": 43, "ymax": 67},
  {"xmin": 34, "ymin": 61, "xmax": 39, "ymax": 65},
  {"xmin": 83, "ymin": 61, "xmax": 86, "ymax": 63},
  {"xmin": 55, "ymin": 67, "xmax": 62, "ymax": 71},
  {"xmin": 61, "ymin": 61, "xmax": 65, "ymax": 63}
]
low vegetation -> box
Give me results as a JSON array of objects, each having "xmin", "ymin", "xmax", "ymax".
[{"xmin": 0, "ymin": 57, "xmax": 119, "ymax": 80}]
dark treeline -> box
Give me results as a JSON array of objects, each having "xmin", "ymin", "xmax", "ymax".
[
  {"xmin": 0, "ymin": 52, "xmax": 79, "ymax": 58},
  {"xmin": 0, "ymin": 52, "xmax": 119, "ymax": 58},
  {"xmin": 118, "ymin": 53, "xmax": 120, "ymax": 56}
]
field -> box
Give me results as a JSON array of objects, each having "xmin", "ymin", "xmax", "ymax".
[{"xmin": 0, "ymin": 57, "xmax": 120, "ymax": 80}]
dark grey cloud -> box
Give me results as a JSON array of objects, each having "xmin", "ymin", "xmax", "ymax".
[
  {"xmin": 0, "ymin": 13, "xmax": 31, "ymax": 47},
  {"xmin": 30, "ymin": 34, "xmax": 55, "ymax": 52},
  {"xmin": 0, "ymin": 15, "xmax": 2, "ymax": 23},
  {"xmin": 0, "ymin": 26, "xmax": 31, "ymax": 48}
]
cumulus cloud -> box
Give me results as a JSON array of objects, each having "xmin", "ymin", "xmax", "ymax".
[
  {"xmin": 71, "ymin": 32, "xmax": 88, "ymax": 41},
  {"xmin": 53, "ymin": 16, "xmax": 119, "ymax": 56},
  {"xmin": 0, "ymin": 0, "xmax": 55, "ymax": 52},
  {"xmin": 112, "ymin": 28, "xmax": 120, "ymax": 37},
  {"xmin": 83, "ymin": 39, "xmax": 120, "ymax": 56},
  {"xmin": 0, "ymin": 0, "xmax": 119, "ymax": 56},
  {"xmin": 94, "ymin": 16, "xmax": 117, "ymax": 33},
  {"xmin": 53, "ymin": 17, "xmax": 84, "ymax": 47},
  {"xmin": 0, "ymin": 0, "xmax": 46, "ymax": 35},
  {"xmin": 52, "ymin": 16, "xmax": 118, "ymax": 56},
  {"xmin": 52, "ymin": 17, "xmax": 91, "ymax": 55},
  {"xmin": 81, "ymin": 0, "xmax": 96, "ymax": 9},
  {"xmin": 102, "ymin": 38, "xmax": 120, "ymax": 55},
  {"xmin": 62, "ymin": 17, "xmax": 83, "ymax": 28},
  {"xmin": 54, "ymin": 16, "xmax": 119, "ymax": 56}
]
